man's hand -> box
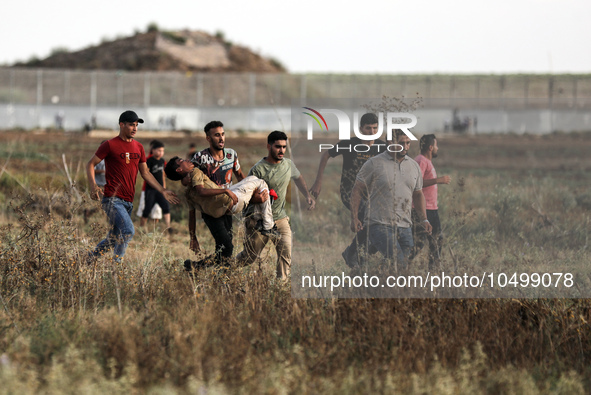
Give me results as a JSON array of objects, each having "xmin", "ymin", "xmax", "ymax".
[
  {"xmin": 163, "ymin": 190, "xmax": 180, "ymax": 204},
  {"xmin": 190, "ymin": 238, "xmax": 201, "ymax": 254},
  {"xmin": 350, "ymin": 218, "xmax": 363, "ymax": 233},
  {"xmin": 90, "ymin": 185, "xmax": 103, "ymax": 201},
  {"xmin": 309, "ymin": 181, "xmax": 321, "ymax": 200},
  {"xmin": 250, "ymin": 188, "xmax": 269, "ymax": 204},
  {"xmin": 307, "ymin": 195, "xmax": 316, "ymax": 210},
  {"xmin": 420, "ymin": 220, "xmax": 433, "ymax": 235},
  {"xmin": 438, "ymin": 175, "xmax": 451, "ymax": 185},
  {"xmin": 225, "ymin": 189, "xmax": 238, "ymax": 206}
]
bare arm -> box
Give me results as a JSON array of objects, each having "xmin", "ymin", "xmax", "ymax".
[
  {"xmin": 309, "ymin": 151, "xmax": 331, "ymax": 199},
  {"xmin": 412, "ymin": 189, "xmax": 432, "ymax": 234},
  {"xmin": 189, "ymin": 209, "xmax": 200, "ymax": 253},
  {"xmin": 350, "ymin": 180, "xmax": 364, "ymax": 233},
  {"xmin": 233, "ymin": 167, "xmax": 246, "ymax": 182},
  {"xmin": 139, "ymin": 162, "xmax": 180, "ymax": 204},
  {"xmin": 194, "ymin": 185, "xmax": 238, "ymax": 205},
  {"xmin": 86, "ymin": 155, "xmax": 103, "ymax": 200},
  {"xmin": 294, "ymin": 175, "xmax": 316, "ymax": 210},
  {"xmin": 422, "ymin": 175, "xmax": 451, "ymax": 188},
  {"xmin": 249, "ymin": 188, "xmax": 269, "ymax": 204}
]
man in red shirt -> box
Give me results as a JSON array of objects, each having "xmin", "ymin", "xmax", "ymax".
[
  {"xmin": 411, "ymin": 134, "xmax": 451, "ymax": 269},
  {"xmin": 86, "ymin": 110, "xmax": 179, "ymax": 262}
]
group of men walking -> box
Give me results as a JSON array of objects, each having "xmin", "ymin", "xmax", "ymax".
[{"xmin": 86, "ymin": 110, "xmax": 450, "ymax": 280}]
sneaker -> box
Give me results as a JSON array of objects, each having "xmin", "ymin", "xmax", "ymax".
[
  {"xmin": 255, "ymin": 220, "xmax": 281, "ymax": 239},
  {"xmin": 260, "ymin": 226, "xmax": 281, "ymax": 239},
  {"xmin": 254, "ymin": 219, "xmax": 264, "ymax": 231}
]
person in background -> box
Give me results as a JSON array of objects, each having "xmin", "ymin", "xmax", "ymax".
[
  {"xmin": 83, "ymin": 140, "xmax": 107, "ymax": 224},
  {"xmin": 136, "ymin": 140, "xmax": 163, "ymax": 225},
  {"xmin": 140, "ymin": 140, "xmax": 171, "ymax": 229},
  {"xmin": 410, "ymin": 134, "xmax": 451, "ymax": 269},
  {"xmin": 187, "ymin": 143, "xmax": 197, "ymax": 160}
]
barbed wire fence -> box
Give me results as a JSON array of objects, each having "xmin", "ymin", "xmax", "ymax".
[{"xmin": 1, "ymin": 68, "xmax": 590, "ymax": 130}]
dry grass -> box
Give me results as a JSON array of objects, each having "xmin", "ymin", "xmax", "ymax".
[{"xmin": 1, "ymin": 130, "xmax": 591, "ymax": 393}]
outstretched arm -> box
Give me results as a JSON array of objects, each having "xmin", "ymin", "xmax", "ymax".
[
  {"xmin": 309, "ymin": 151, "xmax": 331, "ymax": 199},
  {"xmin": 294, "ymin": 175, "xmax": 316, "ymax": 210},
  {"xmin": 139, "ymin": 162, "xmax": 180, "ymax": 204},
  {"xmin": 422, "ymin": 175, "xmax": 451, "ymax": 187}
]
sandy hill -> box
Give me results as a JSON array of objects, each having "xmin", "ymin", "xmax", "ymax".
[{"xmin": 15, "ymin": 30, "xmax": 286, "ymax": 73}]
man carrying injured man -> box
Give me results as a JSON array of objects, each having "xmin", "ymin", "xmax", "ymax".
[{"xmin": 165, "ymin": 156, "xmax": 278, "ymax": 269}]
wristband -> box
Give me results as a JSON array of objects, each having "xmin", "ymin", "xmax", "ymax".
[{"xmin": 423, "ymin": 219, "xmax": 429, "ymax": 223}]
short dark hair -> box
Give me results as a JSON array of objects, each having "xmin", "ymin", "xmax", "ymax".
[
  {"xmin": 420, "ymin": 134, "xmax": 437, "ymax": 153},
  {"xmin": 268, "ymin": 130, "xmax": 288, "ymax": 145},
  {"xmin": 204, "ymin": 121, "xmax": 224, "ymax": 134},
  {"xmin": 164, "ymin": 156, "xmax": 184, "ymax": 181},
  {"xmin": 360, "ymin": 113, "xmax": 378, "ymax": 127},
  {"xmin": 150, "ymin": 139, "xmax": 164, "ymax": 149}
]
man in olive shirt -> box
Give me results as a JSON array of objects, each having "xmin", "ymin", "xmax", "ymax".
[{"xmin": 237, "ymin": 131, "xmax": 316, "ymax": 280}]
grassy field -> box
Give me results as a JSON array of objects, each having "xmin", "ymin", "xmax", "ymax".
[{"xmin": 1, "ymin": 129, "xmax": 591, "ymax": 393}]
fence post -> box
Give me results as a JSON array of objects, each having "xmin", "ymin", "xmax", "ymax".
[
  {"xmin": 249, "ymin": 73, "xmax": 256, "ymax": 107},
  {"xmin": 64, "ymin": 70, "xmax": 71, "ymax": 105},
  {"xmin": 196, "ymin": 73, "xmax": 203, "ymax": 107},
  {"xmin": 524, "ymin": 75, "xmax": 529, "ymax": 108},
  {"xmin": 299, "ymin": 74, "xmax": 307, "ymax": 101},
  {"xmin": 275, "ymin": 74, "xmax": 282, "ymax": 104},
  {"xmin": 144, "ymin": 72, "xmax": 151, "ymax": 108},
  {"xmin": 90, "ymin": 71, "xmax": 97, "ymax": 120},
  {"xmin": 36, "ymin": 69, "xmax": 43, "ymax": 128},
  {"xmin": 117, "ymin": 72, "xmax": 123, "ymax": 108},
  {"xmin": 573, "ymin": 75, "xmax": 578, "ymax": 108}
]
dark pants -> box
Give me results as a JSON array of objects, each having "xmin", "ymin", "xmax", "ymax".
[
  {"xmin": 343, "ymin": 202, "xmax": 377, "ymax": 267},
  {"xmin": 202, "ymin": 212, "xmax": 233, "ymax": 263},
  {"xmin": 142, "ymin": 188, "xmax": 170, "ymax": 217},
  {"xmin": 411, "ymin": 209, "xmax": 443, "ymax": 269}
]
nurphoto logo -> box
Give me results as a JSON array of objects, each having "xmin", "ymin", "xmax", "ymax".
[
  {"xmin": 302, "ymin": 107, "xmax": 418, "ymax": 141},
  {"xmin": 302, "ymin": 107, "xmax": 418, "ymax": 153}
]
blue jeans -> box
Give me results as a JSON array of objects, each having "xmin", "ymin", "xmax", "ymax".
[
  {"xmin": 91, "ymin": 196, "xmax": 135, "ymax": 262},
  {"xmin": 368, "ymin": 224, "xmax": 414, "ymax": 268}
]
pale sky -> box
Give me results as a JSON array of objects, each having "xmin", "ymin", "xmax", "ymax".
[{"xmin": 2, "ymin": 0, "xmax": 589, "ymax": 74}]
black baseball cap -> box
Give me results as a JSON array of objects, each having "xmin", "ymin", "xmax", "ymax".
[{"xmin": 119, "ymin": 110, "xmax": 144, "ymax": 124}]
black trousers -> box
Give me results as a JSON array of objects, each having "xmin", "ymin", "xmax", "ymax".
[
  {"xmin": 142, "ymin": 188, "xmax": 170, "ymax": 217},
  {"xmin": 411, "ymin": 209, "xmax": 443, "ymax": 269},
  {"xmin": 201, "ymin": 212, "xmax": 233, "ymax": 262}
]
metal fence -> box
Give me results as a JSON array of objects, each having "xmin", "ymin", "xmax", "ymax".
[{"xmin": 1, "ymin": 68, "xmax": 590, "ymax": 110}]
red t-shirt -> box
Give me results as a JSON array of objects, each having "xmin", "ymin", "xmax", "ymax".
[
  {"xmin": 414, "ymin": 154, "xmax": 438, "ymax": 210},
  {"xmin": 95, "ymin": 137, "xmax": 146, "ymax": 202}
]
